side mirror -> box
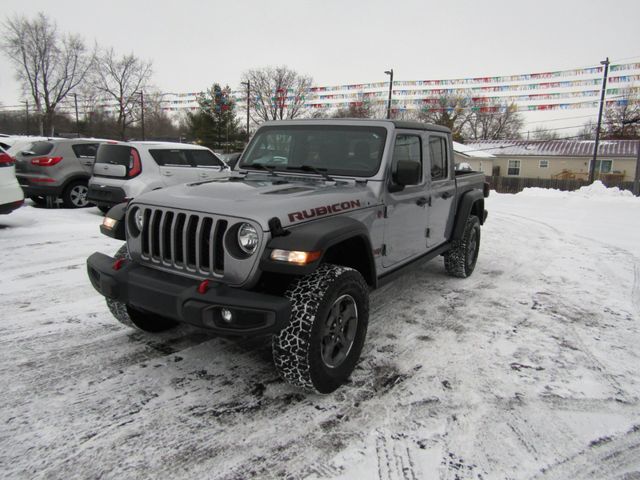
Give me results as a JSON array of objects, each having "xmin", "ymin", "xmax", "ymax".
[{"xmin": 392, "ymin": 160, "xmax": 421, "ymax": 188}]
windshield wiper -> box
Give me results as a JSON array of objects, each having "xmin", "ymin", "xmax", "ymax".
[
  {"xmin": 286, "ymin": 165, "xmax": 334, "ymax": 182},
  {"xmin": 242, "ymin": 163, "xmax": 279, "ymax": 176}
]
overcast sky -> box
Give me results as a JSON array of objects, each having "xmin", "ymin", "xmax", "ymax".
[{"xmin": 1, "ymin": 0, "xmax": 639, "ymax": 128}]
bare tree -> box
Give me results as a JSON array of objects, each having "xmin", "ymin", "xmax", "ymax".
[
  {"xmin": 241, "ymin": 66, "xmax": 312, "ymax": 123},
  {"xmin": 416, "ymin": 96, "xmax": 470, "ymax": 142},
  {"xmin": 603, "ymin": 89, "xmax": 640, "ymax": 139},
  {"xmin": 464, "ymin": 102, "xmax": 523, "ymax": 140},
  {"xmin": 577, "ymin": 119, "xmax": 597, "ymax": 140},
  {"xmin": 1, "ymin": 12, "xmax": 95, "ymax": 135},
  {"xmin": 530, "ymin": 125, "xmax": 560, "ymax": 141},
  {"xmin": 92, "ymin": 48, "xmax": 152, "ymax": 139}
]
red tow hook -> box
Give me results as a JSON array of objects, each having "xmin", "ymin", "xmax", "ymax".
[
  {"xmin": 113, "ymin": 258, "xmax": 125, "ymax": 271},
  {"xmin": 198, "ymin": 279, "xmax": 210, "ymax": 294}
]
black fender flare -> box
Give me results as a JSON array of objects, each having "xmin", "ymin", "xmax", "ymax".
[
  {"xmin": 452, "ymin": 190, "xmax": 486, "ymax": 241},
  {"xmin": 260, "ymin": 216, "xmax": 376, "ymax": 282},
  {"xmin": 100, "ymin": 202, "xmax": 128, "ymax": 240},
  {"xmin": 61, "ymin": 174, "xmax": 91, "ymax": 191}
]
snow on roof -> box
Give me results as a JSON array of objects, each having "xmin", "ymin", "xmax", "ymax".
[
  {"xmin": 463, "ymin": 139, "xmax": 639, "ymax": 157},
  {"xmin": 453, "ymin": 141, "xmax": 495, "ymax": 158}
]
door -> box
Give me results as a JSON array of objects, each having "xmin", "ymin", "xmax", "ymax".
[
  {"xmin": 382, "ymin": 133, "xmax": 429, "ymax": 268},
  {"xmin": 72, "ymin": 142, "xmax": 100, "ymax": 175},
  {"xmin": 149, "ymin": 149, "xmax": 200, "ymax": 186},
  {"xmin": 426, "ymin": 135, "xmax": 456, "ymax": 247},
  {"xmin": 188, "ymin": 149, "xmax": 228, "ymax": 181}
]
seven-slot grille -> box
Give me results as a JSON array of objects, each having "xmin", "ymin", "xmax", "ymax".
[{"xmin": 139, "ymin": 207, "xmax": 228, "ymax": 277}]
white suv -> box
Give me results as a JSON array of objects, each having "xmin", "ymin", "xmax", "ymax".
[
  {"xmin": 88, "ymin": 141, "xmax": 229, "ymax": 212},
  {"xmin": 0, "ymin": 146, "xmax": 24, "ymax": 215}
]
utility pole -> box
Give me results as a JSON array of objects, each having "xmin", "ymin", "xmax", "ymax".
[
  {"xmin": 139, "ymin": 91, "xmax": 146, "ymax": 140},
  {"xmin": 25, "ymin": 100, "xmax": 29, "ymax": 135},
  {"xmin": 384, "ymin": 69, "xmax": 394, "ymax": 119},
  {"xmin": 589, "ymin": 57, "xmax": 610, "ymax": 184},
  {"xmin": 241, "ymin": 81, "xmax": 251, "ymax": 141},
  {"xmin": 73, "ymin": 93, "xmax": 80, "ymax": 137}
]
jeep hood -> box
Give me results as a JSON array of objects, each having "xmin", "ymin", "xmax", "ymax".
[{"xmin": 133, "ymin": 173, "xmax": 379, "ymax": 230}]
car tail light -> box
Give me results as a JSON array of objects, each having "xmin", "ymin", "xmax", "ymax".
[
  {"xmin": 128, "ymin": 148, "xmax": 141, "ymax": 178},
  {"xmin": 31, "ymin": 156, "xmax": 63, "ymax": 166},
  {"xmin": 0, "ymin": 152, "xmax": 15, "ymax": 166}
]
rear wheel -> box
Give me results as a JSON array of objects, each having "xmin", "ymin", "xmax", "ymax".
[
  {"xmin": 106, "ymin": 244, "xmax": 179, "ymax": 332},
  {"xmin": 272, "ymin": 264, "xmax": 369, "ymax": 393},
  {"xmin": 62, "ymin": 180, "xmax": 92, "ymax": 208}
]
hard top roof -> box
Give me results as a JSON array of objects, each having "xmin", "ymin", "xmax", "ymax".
[{"xmin": 260, "ymin": 118, "xmax": 451, "ymax": 134}]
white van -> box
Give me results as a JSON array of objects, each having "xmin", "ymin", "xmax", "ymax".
[{"xmin": 88, "ymin": 141, "xmax": 229, "ymax": 212}]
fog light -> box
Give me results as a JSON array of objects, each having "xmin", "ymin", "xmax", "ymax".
[{"xmin": 221, "ymin": 308, "xmax": 233, "ymax": 323}]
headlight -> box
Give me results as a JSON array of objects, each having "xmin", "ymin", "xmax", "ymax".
[
  {"xmin": 134, "ymin": 208, "xmax": 144, "ymax": 231},
  {"xmin": 127, "ymin": 207, "xmax": 144, "ymax": 237},
  {"xmin": 237, "ymin": 223, "xmax": 259, "ymax": 254}
]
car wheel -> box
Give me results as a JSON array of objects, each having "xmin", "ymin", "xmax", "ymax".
[
  {"xmin": 105, "ymin": 244, "xmax": 179, "ymax": 332},
  {"xmin": 272, "ymin": 264, "xmax": 369, "ymax": 393},
  {"xmin": 444, "ymin": 215, "xmax": 481, "ymax": 278},
  {"xmin": 62, "ymin": 180, "xmax": 92, "ymax": 208}
]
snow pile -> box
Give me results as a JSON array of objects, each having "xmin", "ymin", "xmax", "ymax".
[{"xmin": 516, "ymin": 181, "xmax": 637, "ymax": 201}]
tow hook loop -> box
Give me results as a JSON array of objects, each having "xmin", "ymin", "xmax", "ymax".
[
  {"xmin": 113, "ymin": 259, "xmax": 125, "ymax": 271},
  {"xmin": 198, "ymin": 279, "xmax": 210, "ymax": 294}
]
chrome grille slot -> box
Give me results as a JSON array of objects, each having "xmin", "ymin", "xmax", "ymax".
[{"xmin": 138, "ymin": 207, "xmax": 230, "ymax": 277}]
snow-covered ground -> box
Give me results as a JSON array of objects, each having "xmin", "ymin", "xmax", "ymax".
[{"xmin": 1, "ymin": 184, "xmax": 639, "ymax": 479}]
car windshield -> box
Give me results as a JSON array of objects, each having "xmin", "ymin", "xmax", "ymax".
[{"xmin": 239, "ymin": 125, "xmax": 387, "ymax": 177}]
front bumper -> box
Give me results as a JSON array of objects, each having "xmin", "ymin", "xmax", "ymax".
[{"xmin": 86, "ymin": 252, "xmax": 291, "ymax": 336}]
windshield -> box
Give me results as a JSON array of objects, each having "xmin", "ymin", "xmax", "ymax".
[{"xmin": 239, "ymin": 125, "xmax": 387, "ymax": 177}]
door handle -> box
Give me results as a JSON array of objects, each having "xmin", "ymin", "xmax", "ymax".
[
  {"xmin": 441, "ymin": 191, "xmax": 452, "ymax": 199},
  {"xmin": 416, "ymin": 197, "xmax": 428, "ymax": 207},
  {"xmin": 162, "ymin": 171, "xmax": 173, "ymax": 176}
]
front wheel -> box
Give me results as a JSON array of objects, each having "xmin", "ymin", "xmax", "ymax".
[
  {"xmin": 106, "ymin": 244, "xmax": 179, "ymax": 332},
  {"xmin": 444, "ymin": 215, "xmax": 481, "ymax": 278},
  {"xmin": 272, "ymin": 264, "xmax": 369, "ymax": 394}
]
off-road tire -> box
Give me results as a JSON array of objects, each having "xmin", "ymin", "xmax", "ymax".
[
  {"xmin": 272, "ymin": 264, "xmax": 369, "ymax": 394},
  {"xmin": 62, "ymin": 180, "xmax": 92, "ymax": 208},
  {"xmin": 444, "ymin": 215, "xmax": 480, "ymax": 278},
  {"xmin": 106, "ymin": 244, "xmax": 179, "ymax": 332}
]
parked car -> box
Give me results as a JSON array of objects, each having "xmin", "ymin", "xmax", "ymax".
[
  {"xmin": 13, "ymin": 138, "xmax": 107, "ymax": 208},
  {"xmin": 0, "ymin": 146, "xmax": 24, "ymax": 215},
  {"xmin": 88, "ymin": 141, "xmax": 230, "ymax": 212}
]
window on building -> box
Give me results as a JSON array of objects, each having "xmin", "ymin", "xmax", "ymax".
[
  {"xmin": 595, "ymin": 160, "xmax": 613, "ymax": 174},
  {"xmin": 539, "ymin": 159, "xmax": 549, "ymax": 168},
  {"xmin": 507, "ymin": 160, "xmax": 521, "ymax": 176},
  {"xmin": 428, "ymin": 136, "xmax": 448, "ymax": 180}
]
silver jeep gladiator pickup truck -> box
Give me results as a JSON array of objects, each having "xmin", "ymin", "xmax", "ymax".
[{"xmin": 87, "ymin": 119, "xmax": 489, "ymax": 393}]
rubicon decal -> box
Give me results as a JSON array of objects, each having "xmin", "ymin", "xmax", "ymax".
[{"xmin": 288, "ymin": 200, "xmax": 361, "ymax": 222}]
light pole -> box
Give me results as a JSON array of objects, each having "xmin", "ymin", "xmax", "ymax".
[
  {"xmin": 241, "ymin": 81, "xmax": 251, "ymax": 141},
  {"xmin": 73, "ymin": 93, "xmax": 80, "ymax": 137},
  {"xmin": 384, "ymin": 69, "xmax": 394, "ymax": 119},
  {"xmin": 139, "ymin": 91, "xmax": 145, "ymax": 141},
  {"xmin": 589, "ymin": 57, "xmax": 610, "ymax": 184}
]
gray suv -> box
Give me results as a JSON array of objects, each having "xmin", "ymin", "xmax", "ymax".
[{"xmin": 14, "ymin": 138, "xmax": 106, "ymax": 208}]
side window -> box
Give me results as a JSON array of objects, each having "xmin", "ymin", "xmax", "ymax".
[
  {"xmin": 189, "ymin": 150, "xmax": 225, "ymax": 167},
  {"xmin": 391, "ymin": 134, "xmax": 422, "ymax": 180},
  {"xmin": 149, "ymin": 149, "xmax": 190, "ymax": 167},
  {"xmin": 428, "ymin": 136, "xmax": 448, "ymax": 180},
  {"xmin": 72, "ymin": 143, "xmax": 99, "ymax": 159}
]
